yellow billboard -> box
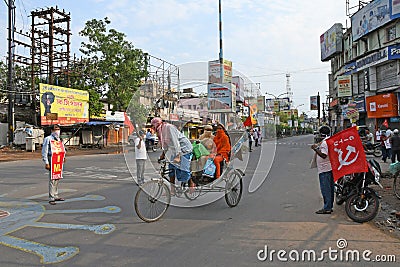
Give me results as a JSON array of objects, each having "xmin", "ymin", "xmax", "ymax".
[{"xmin": 40, "ymin": 83, "xmax": 89, "ymax": 125}]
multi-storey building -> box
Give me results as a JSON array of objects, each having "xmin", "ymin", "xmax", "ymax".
[{"xmin": 322, "ymin": 0, "xmax": 400, "ymax": 133}]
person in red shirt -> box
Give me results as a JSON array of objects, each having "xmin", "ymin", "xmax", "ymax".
[{"xmin": 213, "ymin": 124, "xmax": 231, "ymax": 178}]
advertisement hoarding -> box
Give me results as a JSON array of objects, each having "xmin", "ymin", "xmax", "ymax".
[
  {"xmin": 265, "ymin": 97, "xmax": 290, "ymax": 111},
  {"xmin": 207, "ymin": 83, "xmax": 236, "ymax": 112},
  {"xmin": 366, "ymin": 93, "xmax": 398, "ymax": 118},
  {"xmin": 232, "ymin": 76, "xmax": 245, "ymax": 102},
  {"xmin": 310, "ymin": 95, "xmax": 318, "ymax": 110},
  {"xmin": 337, "ymin": 75, "xmax": 352, "ymax": 97},
  {"xmin": 320, "ymin": 23, "xmax": 343, "ymax": 61},
  {"xmin": 392, "ymin": 0, "xmax": 400, "ymax": 17},
  {"xmin": 257, "ymin": 96, "xmax": 265, "ymax": 112},
  {"xmin": 351, "ymin": 0, "xmax": 390, "ymax": 41},
  {"xmin": 208, "ymin": 59, "xmax": 233, "ymax": 84},
  {"xmin": 40, "ymin": 83, "xmax": 89, "ymax": 125}
]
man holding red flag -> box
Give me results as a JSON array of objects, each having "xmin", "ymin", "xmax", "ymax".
[
  {"xmin": 311, "ymin": 126, "xmax": 334, "ymax": 214},
  {"xmin": 326, "ymin": 126, "xmax": 368, "ymax": 182}
]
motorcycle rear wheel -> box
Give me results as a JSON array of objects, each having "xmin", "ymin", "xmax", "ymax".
[
  {"xmin": 345, "ymin": 190, "xmax": 380, "ymax": 223},
  {"xmin": 373, "ymin": 147, "xmax": 382, "ymax": 157}
]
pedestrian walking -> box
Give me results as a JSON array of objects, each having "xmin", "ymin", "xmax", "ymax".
[
  {"xmin": 311, "ymin": 126, "xmax": 334, "ymax": 214},
  {"xmin": 382, "ymin": 132, "xmax": 392, "ymax": 163},
  {"xmin": 390, "ymin": 129, "xmax": 400, "ymax": 163},
  {"xmin": 254, "ymin": 128, "xmax": 259, "ymax": 147},
  {"xmin": 247, "ymin": 129, "xmax": 253, "ymax": 152},
  {"xmin": 135, "ymin": 130, "xmax": 147, "ymax": 185},
  {"xmin": 41, "ymin": 124, "xmax": 66, "ymax": 205}
]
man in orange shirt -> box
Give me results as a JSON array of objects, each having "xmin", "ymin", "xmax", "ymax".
[{"xmin": 213, "ymin": 124, "xmax": 231, "ymax": 178}]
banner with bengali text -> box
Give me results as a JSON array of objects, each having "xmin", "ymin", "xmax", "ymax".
[{"xmin": 40, "ymin": 83, "xmax": 89, "ymax": 125}]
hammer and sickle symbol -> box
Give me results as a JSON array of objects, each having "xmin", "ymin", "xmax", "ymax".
[{"xmin": 334, "ymin": 145, "xmax": 359, "ymax": 170}]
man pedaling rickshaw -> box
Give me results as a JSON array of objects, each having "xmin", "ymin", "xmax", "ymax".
[{"xmin": 151, "ymin": 117, "xmax": 196, "ymax": 194}]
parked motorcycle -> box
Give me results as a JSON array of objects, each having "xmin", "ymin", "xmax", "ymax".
[
  {"xmin": 334, "ymin": 159, "xmax": 383, "ymax": 223},
  {"xmin": 364, "ymin": 143, "xmax": 382, "ymax": 157}
]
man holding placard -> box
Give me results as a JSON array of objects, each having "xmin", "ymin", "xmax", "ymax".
[{"xmin": 41, "ymin": 124, "xmax": 66, "ymax": 205}]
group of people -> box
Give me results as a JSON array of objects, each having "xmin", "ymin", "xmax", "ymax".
[
  {"xmin": 40, "ymin": 118, "xmax": 235, "ymax": 204},
  {"xmin": 365, "ymin": 127, "xmax": 400, "ymax": 163},
  {"xmin": 133, "ymin": 118, "xmax": 232, "ymax": 193},
  {"xmin": 374, "ymin": 127, "xmax": 400, "ymax": 163},
  {"xmin": 247, "ymin": 127, "xmax": 262, "ymax": 152}
]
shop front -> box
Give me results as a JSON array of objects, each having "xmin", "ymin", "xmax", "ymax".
[{"xmin": 366, "ymin": 93, "xmax": 399, "ymax": 130}]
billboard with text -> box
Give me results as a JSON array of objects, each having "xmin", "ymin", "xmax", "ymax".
[{"xmin": 40, "ymin": 83, "xmax": 89, "ymax": 125}]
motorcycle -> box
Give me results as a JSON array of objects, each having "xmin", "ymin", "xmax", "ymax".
[
  {"xmin": 334, "ymin": 159, "xmax": 383, "ymax": 223},
  {"xmin": 145, "ymin": 138, "xmax": 157, "ymax": 152},
  {"xmin": 364, "ymin": 143, "xmax": 382, "ymax": 157}
]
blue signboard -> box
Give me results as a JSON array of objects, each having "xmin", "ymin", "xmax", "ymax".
[{"xmin": 388, "ymin": 44, "xmax": 400, "ymax": 59}]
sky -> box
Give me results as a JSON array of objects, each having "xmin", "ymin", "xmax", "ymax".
[{"xmin": 0, "ymin": 0, "xmax": 354, "ymax": 115}]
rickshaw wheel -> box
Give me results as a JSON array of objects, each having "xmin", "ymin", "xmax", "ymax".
[
  {"xmin": 183, "ymin": 183, "xmax": 202, "ymax": 200},
  {"xmin": 225, "ymin": 170, "xmax": 243, "ymax": 207},
  {"xmin": 134, "ymin": 180, "xmax": 171, "ymax": 222}
]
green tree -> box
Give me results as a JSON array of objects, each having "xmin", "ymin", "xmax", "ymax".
[
  {"xmin": 79, "ymin": 18, "xmax": 148, "ymax": 112},
  {"xmin": 126, "ymin": 89, "xmax": 149, "ymax": 131},
  {"xmin": 0, "ymin": 61, "xmax": 7, "ymax": 102},
  {"xmin": 61, "ymin": 59, "xmax": 104, "ymax": 117}
]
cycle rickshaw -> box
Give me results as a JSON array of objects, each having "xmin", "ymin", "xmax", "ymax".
[{"xmin": 134, "ymin": 130, "xmax": 247, "ymax": 222}]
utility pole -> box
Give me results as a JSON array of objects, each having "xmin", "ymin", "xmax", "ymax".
[
  {"xmin": 219, "ymin": 0, "xmax": 223, "ymax": 84},
  {"xmin": 7, "ymin": 0, "xmax": 15, "ymax": 144}
]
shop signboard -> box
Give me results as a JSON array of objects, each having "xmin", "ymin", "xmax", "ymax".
[
  {"xmin": 354, "ymin": 96, "xmax": 366, "ymax": 112},
  {"xmin": 337, "ymin": 75, "xmax": 352, "ymax": 97},
  {"xmin": 366, "ymin": 93, "xmax": 398, "ymax": 118}
]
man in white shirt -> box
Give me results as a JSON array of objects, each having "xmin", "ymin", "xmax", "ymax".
[
  {"xmin": 311, "ymin": 126, "xmax": 334, "ymax": 215},
  {"xmin": 375, "ymin": 127, "xmax": 381, "ymax": 142},
  {"xmin": 135, "ymin": 130, "xmax": 147, "ymax": 185},
  {"xmin": 363, "ymin": 129, "xmax": 374, "ymax": 150}
]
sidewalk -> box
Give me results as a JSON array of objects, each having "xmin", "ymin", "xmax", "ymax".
[{"xmin": 369, "ymin": 156, "xmax": 400, "ymax": 238}]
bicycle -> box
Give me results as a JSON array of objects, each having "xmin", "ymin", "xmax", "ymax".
[{"xmin": 134, "ymin": 158, "xmax": 244, "ymax": 222}]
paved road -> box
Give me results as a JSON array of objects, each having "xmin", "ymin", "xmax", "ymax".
[{"xmin": 0, "ymin": 134, "xmax": 399, "ymax": 266}]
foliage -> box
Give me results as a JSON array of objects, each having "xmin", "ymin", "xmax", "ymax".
[
  {"xmin": 126, "ymin": 90, "xmax": 149, "ymax": 130},
  {"xmin": 79, "ymin": 18, "xmax": 148, "ymax": 112},
  {"xmin": 0, "ymin": 61, "xmax": 7, "ymax": 101}
]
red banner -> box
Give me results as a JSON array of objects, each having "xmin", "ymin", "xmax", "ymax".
[
  {"xmin": 50, "ymin": 140, "xmax": 65, "ymax": 180},
  {"xmin": 326, "ymin": 126, "xmax": 368, "ymax": 182}
]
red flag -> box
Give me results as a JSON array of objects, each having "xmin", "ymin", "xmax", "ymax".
[
  {"xmin": 243, "ymin": 116, "xmax": 252, "ymax": 127},
  {"xmin": 326, "ymin": 126, "xmax": 368, "ymax": 182},
  {"xmin": 382, "ymin": 119, "xmax": 389, "ymax": 129}
]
